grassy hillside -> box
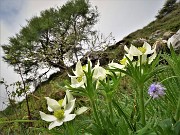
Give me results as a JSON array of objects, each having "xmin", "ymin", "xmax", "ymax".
[
  {"xmin": 103, "ymin": 3, "xmax": 180, "ymax": 63},
  {"xmin": 0, "ymin": 2, "xmax": 180, "ymax": 135}
]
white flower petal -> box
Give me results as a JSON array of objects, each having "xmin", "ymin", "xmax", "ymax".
[
  {"xmin": 71, "ymin": 76, "xmax": 79, "ymax": 85},
  {"xmin": 70, "ymin": 77, "xmax": 85, "ymax": 88},
  {"xmin": 45, "ymin": 97, "xmax": 61, "ymax": 111},
  {"xmin": 143, "ymin": 42, "xmax": 151, "ymax": 52},
  {"xmin": 129, "ymin": 45, "xmax": 142, "ymax": 56},
  {"xmin": 148, "ymin": 52, "xmax": 157, "ymax": 64},
  {"xmin": 39, "ymin": 111, "xmax": 57, "ymax": 122},
  {"xmin": 108, "ymin": 62, "xmax": 125, "ymax": 69},
  {"xmin": 62, "ymin": 95, "xmax": 67, "ymax": 107},
  {"xmin": 68, "ymin": 73, "xmax": 76, "ymax": 78},
  {"xmin": 64, "ymin": 99, "xmax": 76, "ymax": 115},
  {"xmin": 48, "ymin": 106, "xmax": 53, "ymax": 112},
  {"xmin": 63, "ymin": 114, "xmax": 76, "ymax": 122},
  {"xmin": 75, "ymin": 107, "xmax": 88, "ymax": 115},
  {"xmin": 48, "ymin": 120, "xmax": 63, "ymax": 130},
  {"xmin": 143, "ymin": 42, "xmax": 155, "ymax": 54},
  {"xmin": 66, "ymin": 90, "xmax": 74, "ymax": 102},
  {"xmin": 93, "ymin": 65, "xmax": 106, "ymax": 81},
  {"xmin": 74, "ymin": 61, "xmax": 83, "ymax": 76},
  {"xmin": 124, "ymin": 45, "xmax": 129, "ymax": 53}
]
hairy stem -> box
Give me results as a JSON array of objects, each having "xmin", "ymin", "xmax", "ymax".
[{"xmin": 139, "ymin": 84, "xmax": 146, "ymax": 125}]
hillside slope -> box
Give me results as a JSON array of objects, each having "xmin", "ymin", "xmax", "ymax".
[{"xmin": 99, "ymin": 2, "xmax": 180, "ymax": 65}]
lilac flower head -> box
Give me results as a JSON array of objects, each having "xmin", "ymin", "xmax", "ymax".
[{"xmin": 148, "ymin": 82, "xmax": 166, "ymax": 99}]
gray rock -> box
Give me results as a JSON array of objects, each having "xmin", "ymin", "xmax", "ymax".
[
  {"xmin": 132, "ymin": 38, "xmax": 147, "ymax": 46},
  {"xmin": 149, "ymin": 30, "xmax": 162, "ymax": 40},
  {"xmin": 167, "ymin": 29, "xmax": 180, "ymax": 52},
  {"xmin": 163, "ymin": 31, "xmax": 174, "ymax": 40}
]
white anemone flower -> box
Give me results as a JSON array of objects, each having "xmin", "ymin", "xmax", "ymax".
[
  {"xmin": 69, "ymin": 75, "xmax": 86, "ymax": 88},
  {"xmin": 68, "ymin": 59, "xmax": 93, "ymax": 88},
  {"xmin": 124, "ymin": 42, "xmax": 157, "ymax": 64},
  {"xmin": 93, "ymin": 60, "xmax": 106, "ymax": 81},
  {"xmin": 124, "ymin": 42, "xmax": 155, "ymax": 56},
  {"xmin": 39, "ymin": 90, "xmax": 88, "ymax": 130},
  {"xmin": 68, "ymin": 60, "xmax": 86, "ymax": 88}
]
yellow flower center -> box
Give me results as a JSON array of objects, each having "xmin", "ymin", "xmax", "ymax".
[
  {"xmin": 138, "ymin": 47, "xmax": 146, "ymax": 53},
  {"xmin": 120, "ymin": 58, "xmax": 127, "ymax": 65},
  {"xmin": 54, "ymin": 110, "xmax": 64, "ymax": 120},
  {"xmin": 77, "ymin": 76, "xmax": 82, "ymax": 82},
  {"xmin": 58, "ymin": 99, "xmax": 64, "ymax": 106}
]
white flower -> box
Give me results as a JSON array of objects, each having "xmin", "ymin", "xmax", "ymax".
[
  {"xmin": 93, "ymin": 60, "xmax": 106, "ymax": 81},
  {"xmin": 39, "ymin": 90, "xmax": 88, "ymax": 130},
  {"xmin": 124, "ymin": 42, "xmax": 155, "ymax": 56},
  {"xmin": 68, "ymin": 60, "xmax": 86, "ymax": 88},
  {"xmin": 69, "ymin": 75, "xmax": 86, "ymax": 88},
  {"xmin": 124, "ymin": 42, "xmax": 157, "ymax": 64},
  {"xmin": 68, "ymin": 58, "xmax": 93, "ymax": 88},
  {"xmin": 92, "ymin": 60, "xmax": 107, "ymax": 88}
]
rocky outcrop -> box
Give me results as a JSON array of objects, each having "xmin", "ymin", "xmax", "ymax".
[
  {"xmin": 167, "ymin": 29, "xmax": 180, "ymax": 52},
  {"xmin": 163, "ymin": 31, "xmax": 175, "ymax": 40}
]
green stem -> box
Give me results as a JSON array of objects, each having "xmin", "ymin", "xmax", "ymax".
[
  {"xmin": 175, "ymin": 96, "xmax": 180, "ymax": 121},
  {"xmin": 139, "ymin": 84, "xmax": 146, "ymax": 125},
  {"xmin": 108, "ymin": 98, "xmax": 114, "ymax": 121},
  {"xmin": 90, "ymin": 98, "xmax": 100, "ymax": 125}
]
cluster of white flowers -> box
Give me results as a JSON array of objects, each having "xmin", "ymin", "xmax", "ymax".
[
  {"xmin": 68, "ymin": 58, "xmax": 107, "ymax": 88},
  {"xmin": 108, "ymin": 42, "xmax": 157, "ymax": 70},
  {"xmin": 67, "ymin": 42, "xmax": 157, "ymax": 88},
  {"xmin": 40, "ymin": 42, "xmax": 157, "ymax": 130}
]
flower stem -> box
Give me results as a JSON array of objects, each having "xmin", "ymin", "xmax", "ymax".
[
  {"xmin": 175, "ymin": 96, "xmax": 180, "ymax": 121},
  {"xmin": 108, "ymin": 99, "xmax": 114, "ymax": 121},
  {"xmin": 90, "ymin": 98, "xmax": 101, "ymax": 125},
  {"xmin": 139, "ymin": 84, "xmax": 146, "ymax": 125}
]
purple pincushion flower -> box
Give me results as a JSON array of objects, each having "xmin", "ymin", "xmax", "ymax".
[{"xmin": 148, "ymin": 82, "xmax": 166, "ymax": 99}]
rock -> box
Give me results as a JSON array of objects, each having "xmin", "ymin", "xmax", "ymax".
[
  {"xmin": 163, "ymin": 31, "xmax": 174, "ymax": 40},
  {"xmin": 149, "ymin": 30, "xmax": 162, "ymax": 40},
  {"xmin": 154, "ymin": 30, "xmax": 162, "ymax": 36},
  {"xmin": 132, "ymin": 38, "xmax": 147, "ymax": 46},
  {"xmin": 167, "ymin": 29, "xmax": 180, "ymax": 52},
  {"xmin": 153, "ymin": 38, "xmax": 168, "ymax": 53}
]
